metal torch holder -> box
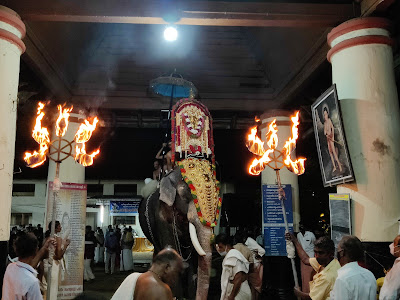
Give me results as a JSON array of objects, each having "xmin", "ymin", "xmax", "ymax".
[
  {"xmin": 266, "ymin": 149, "xmax": 300, "ymax": 291},
  {"xmin": 45, "ymin": 135, "xmax": 75, "ymax": 300}
]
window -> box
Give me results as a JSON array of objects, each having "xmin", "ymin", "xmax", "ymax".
[
  {"xmin": 113, "ymin": 216, "xmax": 136, "ymax": 225},
  {"xmin": 87, "ymin": 184, "xmax": 103, "ymax": 197},
  {"xmin": 11, "ymin": 213, "xmax": 32, "ymax": 226},
  {"xmin": 114, "ymin": 184, "xmax": 137, "ymax": 196},
  {"xmin": 12, "ymin": 184, "xmax": 35, "ymax": 196}
]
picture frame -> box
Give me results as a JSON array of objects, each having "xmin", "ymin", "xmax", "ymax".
[{"xmin": 311, "ymin": 84, "xmax": 354, "ymax": 187}]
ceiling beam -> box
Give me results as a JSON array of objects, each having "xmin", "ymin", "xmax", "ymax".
[
  {"xmin": 8, "ymin": 0, "xmax": 357, "ymax": 27},
  {"xmin": 359, "ymin": 0, "xmax": 395, "ymax": 16},
  {"xmin": 71, "ymin": 95, "xmax": 277, "ymax": 111},
  {"xmin": 22, "ymin": 24, "xmax": 71, "ymax": 100}
]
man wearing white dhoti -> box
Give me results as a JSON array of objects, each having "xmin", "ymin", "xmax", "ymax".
[{"xmin": 215, "ymin": 234, "xmax": 251, "ymax": 300}]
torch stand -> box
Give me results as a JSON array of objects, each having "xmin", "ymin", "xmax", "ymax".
[{"xmin": 46, "ymin": 135, "xmax": 74, "ymax": 300}]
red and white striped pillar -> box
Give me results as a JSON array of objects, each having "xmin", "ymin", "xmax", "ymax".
[
  {"xmin": 328, "ymin": 18, "xmax": 400, "ymax": 241},
  {"xmin": 0, "ymin": 5, "xmax": 25, "ymax": 241}
]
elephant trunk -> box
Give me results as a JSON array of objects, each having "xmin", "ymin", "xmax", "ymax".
[
  {"xmin": 189, "ymin": 223, "xmax": 206, "ymax": 256},
  {"xmin": 187, "ymin": 202, "xmax": 213, "ymax": 300}
]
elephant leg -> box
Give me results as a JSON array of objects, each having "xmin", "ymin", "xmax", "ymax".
[{"xmin": 187, "ymin": 202, "xmax": 213, "ymax": 300}]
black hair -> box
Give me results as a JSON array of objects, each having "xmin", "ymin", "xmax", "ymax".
[
  {"xmin": 314, "ymin": 236, "xmax": 335, "ymax": 253},
  {"xmin": 152, "ymin": 247, "xmax": 181, "ymax": 265},
  {"xmin": 14, "ymin": 232, "xmax": 38, "ymax": 258},
  {"xmin": 48, "ymin": 220, "xmax": 60, "ymax": 230},
  {"xmin": 339, "ymin": 235, "xmax": 365, "ymax": 262},
  {"xmin": 86, "ymin": 225, "xmax": 92, "ymax": 231},
  {"xmin": 215, "ymin": 233, "xmax": 232, "ymax": 246}
]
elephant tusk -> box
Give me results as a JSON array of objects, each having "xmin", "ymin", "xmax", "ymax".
[{"xmin": 189, "ymin": 223, "xmax": 206, "ymax": 256}]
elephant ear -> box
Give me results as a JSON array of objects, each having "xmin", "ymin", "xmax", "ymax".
[{"xmin": 159, "ymin": 169, "xmax": 181, "ymax": 206}]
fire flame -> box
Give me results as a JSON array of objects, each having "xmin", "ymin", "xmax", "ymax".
[
  {"xmin": 282, "ymin": 111, "xmax": 306, "ymax": 175},
  {"xmin": 32, "ymin": 102, "xmax": 50, "ymax": 145},
  {"xmin": 24, "ymin": 102, "xmax": 50, "ymax": 168},
  {"xmin": 75, "ymin": 144, "xmax": 100, "ymax": 167},
  {"xmin": 246, "ymin": 126, "xmax": 265, "ymax": 156},
  {"xmin": 24, "ymin": 102, "xmax": 101, "ymax": 169},
  {"xmin": 24, "ymin": 143, "xmax": 48, "ymax": 168},
  {"xmin": 75, "ymin": 117, "xmax": 99, "ymax": 143},
  {"xmin": 55, "ymin": 104, "xmax": 73, "ymax": 137},
  {"xmin": 246, "ymin": 111, "xmax": 306, "ymax": 175},
  {"xmin": 266, "ymin": 120, "xmax": 278, "ymax": 150}
]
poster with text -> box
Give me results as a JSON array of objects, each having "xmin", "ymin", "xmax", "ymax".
[
  {"xmin": 329, "ymin": 193, "xmax": 351, "ymax": 249},
  {"xmin": 262, "ymin": 184, "xmax": 293, "ymax": 256},
  {"xmin": 46, "ymin": 182, "xmax": 87, "ymax": 299},
  {"xmin": 311, "ymin": 84, "xmax": 354, "ymax": 186}
]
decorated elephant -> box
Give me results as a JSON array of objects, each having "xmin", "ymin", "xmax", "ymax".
[{"xmin": 139, "ymin": 99, "xmax": 221, "ymax": 300}]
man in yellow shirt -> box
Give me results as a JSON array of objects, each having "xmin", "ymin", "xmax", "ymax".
[{"xmin": 286, "ymin": 233, "xmax": 341, "ymax": 300}]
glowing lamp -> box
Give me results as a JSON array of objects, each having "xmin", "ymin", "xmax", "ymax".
[{"xmin": 164, "ymin": 26, "xmax": 178, "ymax": 41}]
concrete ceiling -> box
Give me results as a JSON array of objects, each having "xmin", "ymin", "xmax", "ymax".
[{"xmin": 6, "ymin": 0, "xmax": 359, "ymax": 128}]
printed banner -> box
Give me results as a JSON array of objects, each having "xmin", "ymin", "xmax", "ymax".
[
  {"xmin": 262, "ymin": 184, "xmax": 293, "ymax": 256},
  {"xmin": 329, "ymin": 193, "xmax": 351, "ymax": 249},
  {"xmin": 46, "ymin": 182, "xmax": 87, "ymax": 299},
  {"xmin": 110, "ymin": 200, "xmax": 140, "ymax": 215}
]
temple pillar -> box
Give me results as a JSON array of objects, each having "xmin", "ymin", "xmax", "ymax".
[
  {"xmin": 260, "ymin": 110, "xmax": 300, "ymax": 231},
  {"xmin": 327, "ymin": 18, "xmax": 400, "ymax": 241},
  {"xmin": 0, "ymin": 6, "xmax": 25, "ymax": 239},
  {"xmin": 0, "ymin": 5, "xmax": 25, "ymax": 296}
]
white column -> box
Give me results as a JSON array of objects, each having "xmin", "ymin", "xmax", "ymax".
[
  {"xmin": 328, "ymin": 17, "xmax": 400, "ymax": 241},
  {"xmin": 47, "ymin": 113, "xmax": 85, "ymax": 185},
  {"xmin": 260, "ymin": 110, "xmax": 300, "ymax": 231},
  {"xmin": 0, "ymin": 6, "xmax": 25, "ymax": 241}
]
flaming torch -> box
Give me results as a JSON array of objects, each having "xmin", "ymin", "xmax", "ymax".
[
  {"xmin": 246, "ymin": 111, "xmax": 306, "ymax": 293},
  {"xmin": 24, "ymin": 102, "xmax": 100, "ymax": 298}
]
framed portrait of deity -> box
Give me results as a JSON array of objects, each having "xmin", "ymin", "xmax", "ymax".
[{"xmin": 311, "ymin": 84, "xmax": 354, "ymax": 187}]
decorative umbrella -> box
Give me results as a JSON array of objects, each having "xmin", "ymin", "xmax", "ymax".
[
  {"xmin": 149, "ymin": 72, "xmax": 198, "ymax": 176},
  {"xmin": 149, "ymin": 72, "xmax": 198, "ymax": 106}
]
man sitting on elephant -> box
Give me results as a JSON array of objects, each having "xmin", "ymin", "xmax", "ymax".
[{"xmin": 111, "ymin": 247, "xmax": 183, "ymax": 300}]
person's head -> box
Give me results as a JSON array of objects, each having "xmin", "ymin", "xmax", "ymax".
[
  {"xmin": 389, "ymin": 235, "xmax": 400, "ymax": 258},
  {"xmin": 154, "ymin": 160, "xmax": 160, "ymax": 170},
  {"xmin": 215, "ymin": 233, "xmax": 232, "ymax": 257},
  {"xmin": 299, "ymin": 222, "xmax": 305, "ymax": 233},
  {"xmin": 337, "ymin": 235, "xmax": 365, "ymax": 266},
  {"xmin": 235, "ymin": 231, "xmax": 248, "ymax": 244},
  {"xmin": 85, "ymin": 225, "xmax": 92, "ymax": 234},
  {"xmin": 37, "ymin": 224, "xmax": 42, "ymax": 228},
  {"xmin": 48, "ymin": 221, "xmax": 61, "ymax": 233},
  {"xmin": 152, "ymin": 247, "xmax": 183, "ymax": 287},
  {"xmin": 323, "ymin": 106, "xmax": 329, "ymax": 121},
  {"xmin": 108, "ymin": 225, "xmax": 112, "ymax": 231},
  {"xmin": 313, "ymin": 236, "xmax": 335, "ymax": 266},
  {"xmin": 14, "ymin": 232, "xmax": 38, "ymax": 259}
]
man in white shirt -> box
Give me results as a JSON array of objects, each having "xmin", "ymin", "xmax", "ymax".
[
  {"xmin": 331, "ymin": 235, "xmax": 376, "ymax": 300},
  {"xmin": 3, "ymin": 233, "xmax": 43, "ymax": 300},
  {"xmin": 379, "ymin": 235, "xmax": 400, "ymax": 299},
  {"xmin": 297, "ymin": 222, "xmax": 316, "ymax": 293}
]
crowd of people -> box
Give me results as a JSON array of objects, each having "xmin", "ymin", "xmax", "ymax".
[
  {"xmin": 4, "ymin": 221, "xmax": 400, "ymax": 300},
  {"xmin": 85, "ymin": 224, "xmax": 137, "ymax": 279},
  {"xmin": 283, "ymin": 227, "xmax": 400, "ymax": 300}
]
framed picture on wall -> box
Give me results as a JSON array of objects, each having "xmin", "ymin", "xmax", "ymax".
[{"xmin": 311, "ymin": 84, "xmax": 354, "ymax": 186}]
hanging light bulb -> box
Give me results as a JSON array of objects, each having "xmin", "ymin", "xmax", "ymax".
[{"xmin": 164, "ymin": 26, "xmax": 178, "ymax": 41}]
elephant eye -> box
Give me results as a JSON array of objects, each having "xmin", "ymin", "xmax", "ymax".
[{"xmin": 188, "ymin": 163, "xmax": 195, "ymax": 169}]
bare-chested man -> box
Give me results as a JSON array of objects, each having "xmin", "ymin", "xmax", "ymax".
[
  {"xmin": 155, "ymin": 141, "xmax": 173, "ymax": 174},
  {"xmin": 111, "ymin": 247, "xmax": 183, "ymax": 300},
  {"xmin": 323, "ymin": 106, "xmax": 342, "ymax": 174}
]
